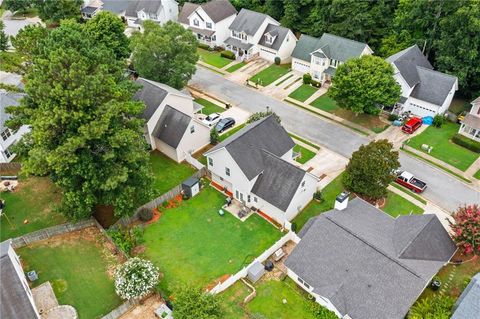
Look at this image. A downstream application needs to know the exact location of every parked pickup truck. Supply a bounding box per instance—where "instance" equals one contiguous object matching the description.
[395,171,427,193]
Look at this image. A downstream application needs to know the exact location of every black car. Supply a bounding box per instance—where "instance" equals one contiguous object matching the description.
[215,117,236,133]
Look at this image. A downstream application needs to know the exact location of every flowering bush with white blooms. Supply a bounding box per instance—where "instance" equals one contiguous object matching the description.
[114,257,160,300]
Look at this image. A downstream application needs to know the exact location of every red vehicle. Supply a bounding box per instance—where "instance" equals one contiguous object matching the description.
[402,117,422,134]
[395,171,427,193]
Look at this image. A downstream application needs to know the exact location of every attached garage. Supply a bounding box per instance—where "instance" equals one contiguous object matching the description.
[292,58,310,73]
[259,46,278,63]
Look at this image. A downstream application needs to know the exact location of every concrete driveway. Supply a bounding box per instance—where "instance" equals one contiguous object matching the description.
[220,106,251,128]
[301,148,348,189]
[1,11,43,37]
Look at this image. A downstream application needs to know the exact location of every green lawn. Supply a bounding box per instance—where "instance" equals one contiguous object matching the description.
[195,98,225,115]
[407,122,479,171]
[289,133,320,150]
[197,48,232,68]
[474,169,480,180]
[292,173,345,231]
[18,232,122,319]
[142,187,281,295]
[0,176,66,241]
[288,84,318,102]
[149,151,196,196]
[382,190,424,217]
[226,62,246,73]
[219,123,246,142]
[310,94,389,133]
[0,51,24,73]
[222,279,319,319]
[390,182,427,205]
[250,64,290,86]
[294,144,316,164]
[275,74,294,86]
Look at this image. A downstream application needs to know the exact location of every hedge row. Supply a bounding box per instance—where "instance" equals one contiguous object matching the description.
[198,43,213,51]
[452,134,480,153]
[220,50,235,60]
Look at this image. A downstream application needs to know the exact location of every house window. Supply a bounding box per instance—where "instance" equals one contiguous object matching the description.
[301,181,305,187]
[212,35,216,41]
[265,35,272,44]
[225,167,230,176]
[247,195,250,202]
[298,277,311,289]
[313,71,320,79]
[206,22,212,29]
[190,125,195,133]
[235,190,239,199]
[1,129,11,141]
[193,19,199,26]
[314,58,320,65]
[4,148,12,159]
[208,157,213,166]
[286,36,289,42]
[254,196,257,203]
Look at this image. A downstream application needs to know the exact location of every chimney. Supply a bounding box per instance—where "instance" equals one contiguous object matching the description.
[334,192,350,211]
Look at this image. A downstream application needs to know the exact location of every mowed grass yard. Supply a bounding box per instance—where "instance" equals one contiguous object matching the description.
[294,144,316,164]
[222,279,318,319]
[142,187,281,295]
[288,84,318,102]
[18,228,122,319]
[407,122,479,171]
[310,94,389,133]
[197,48,233,68]
[219,123,246,142]
[0,175,66,241]
[250,64,290,86]
[226,61,246,73]
[382,190,424,217]
[149,151,196,196]
[195,98,225,115]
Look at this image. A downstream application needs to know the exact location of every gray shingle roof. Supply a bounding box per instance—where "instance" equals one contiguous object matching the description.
[411,67,457,106]
[101,0,130,14]
[292,33,369,63]
[205,116,295,180]
[386,45,433,87]
[125,0,162,17]
[285,198,456,319]
[152,105,191,148]
[257,24,290,51]
[229,8,276,36]
[0,90,24,132]
[452,273,480,319]
[81,6,98,14]
[1,240,39,319]
[251,150,306,211]
[178,2,197,24]
[179,0,236,24]
[462,113,480,130]
[224,37,253,50]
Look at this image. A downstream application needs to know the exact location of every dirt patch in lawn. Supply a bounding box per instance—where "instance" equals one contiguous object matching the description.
[120,294,164,319]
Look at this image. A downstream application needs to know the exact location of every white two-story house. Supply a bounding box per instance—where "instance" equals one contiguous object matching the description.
[204,116,319,226]
[133,78,210,163]
[0,90,29,163]
[224,9,281,61]
[125,0,179,31]
[387,45,458,117]
[458,97,480,142]
[178,0,237,48]
[291,33,372,85]
[256,24,297,63]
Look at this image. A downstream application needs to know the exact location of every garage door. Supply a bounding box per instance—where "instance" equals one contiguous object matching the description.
[292,59,310,73]
[259,48,276,62]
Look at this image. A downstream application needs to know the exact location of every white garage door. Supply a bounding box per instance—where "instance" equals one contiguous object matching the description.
[259,47,276,62]
[292,59,310,73]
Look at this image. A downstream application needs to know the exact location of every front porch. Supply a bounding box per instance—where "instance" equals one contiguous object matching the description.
[459,114,480,142]
[224,37,255,61]
[190,26,216,47]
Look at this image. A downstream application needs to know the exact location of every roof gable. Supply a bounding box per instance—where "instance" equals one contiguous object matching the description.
[126,0,163,17]
[410,67,457,106]
[387,45,433,87]
[229,8,277,36]
[179,0,236,24]
[152,105,191,148]
[257,24,292,51]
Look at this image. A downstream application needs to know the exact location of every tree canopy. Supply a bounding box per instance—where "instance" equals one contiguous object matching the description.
[0,21,8,52]
[329,55,401,115]
[34,0,82,23]
[130,21,198,89]
[173,286,224,319]
[449,204,480,255]
[3,0,33,13]
[11,24,48,59]
[7,20,153,220]
[343,139,400,200]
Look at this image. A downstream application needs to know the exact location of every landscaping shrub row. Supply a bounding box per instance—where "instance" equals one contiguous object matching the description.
[220,50,235,60]
[198,43,212,51]
[452,134,480,153]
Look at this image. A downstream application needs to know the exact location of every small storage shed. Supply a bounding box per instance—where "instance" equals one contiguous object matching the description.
[182,177,200,199]
[247,261,265,283]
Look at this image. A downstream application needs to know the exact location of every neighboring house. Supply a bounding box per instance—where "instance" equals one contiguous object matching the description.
[81,0,131,19]
[125,0,179,30]
[204,116,319,226]
[0,239,41,319]
[133,78,210,163]
[178,0,237,48]
[387,45,458,117]
[223,9,280,61]
[285,197,457,319]
[451,273,480,319]
[256,24,297,63]
[458,97,480,142]
[291,33,372,85]
[0,90,29,163]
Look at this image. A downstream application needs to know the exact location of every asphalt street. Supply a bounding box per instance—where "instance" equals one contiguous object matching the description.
[191,67,480,212]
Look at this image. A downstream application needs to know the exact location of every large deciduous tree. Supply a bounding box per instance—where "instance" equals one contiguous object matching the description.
[11,24,48,59]
[85,11,130,60]
[34,0,82,23]
[173,286,224,319]
[6,20,153,220]
[130,21,198,89]
[329,55,401,115]
[343,140,400,200]
[449,204,480,255]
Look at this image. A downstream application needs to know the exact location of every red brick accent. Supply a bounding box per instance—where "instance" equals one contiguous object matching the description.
[257,210,282,228]
[211,181,233,197]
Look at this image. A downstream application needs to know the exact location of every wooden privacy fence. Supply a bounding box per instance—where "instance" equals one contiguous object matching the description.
[101,299,139,319]
[0,162,21,173]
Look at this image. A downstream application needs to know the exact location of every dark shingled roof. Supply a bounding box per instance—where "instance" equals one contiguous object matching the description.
[257,24,291,51]
[125,0,162,17]
[229,8,277,36]
[101,0,130,14]
[285,198,456,319]
[451,273,480,319]
[134,78,169,120]
[1,240,39,319]
[224,37,253,50]
[205,116,295,180]
[251,151,306,211]
[152,105,191,148]
[81,6,98,14]
[179,0,236,24]
[0,90,24,132]
[292,33,369,63]
[387,45,433,87]
[462,113,480,130]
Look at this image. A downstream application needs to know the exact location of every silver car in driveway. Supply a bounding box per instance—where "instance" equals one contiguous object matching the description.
[202,113,221,127]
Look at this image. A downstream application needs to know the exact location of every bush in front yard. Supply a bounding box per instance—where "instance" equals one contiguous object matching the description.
[449,204,480,255]
[198,43,212,51]
[114,257,159,300]
[138,208,153,222]
[388,114,399,121]
[173,285,224,319]
[274,56,281,65]
[210,127,220,145]
[432,114,445,128]
[313,191,322,201]
[303,73,311,85]
[452,134,480,153]
[311,79,321,87]
[220,50,235,60]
